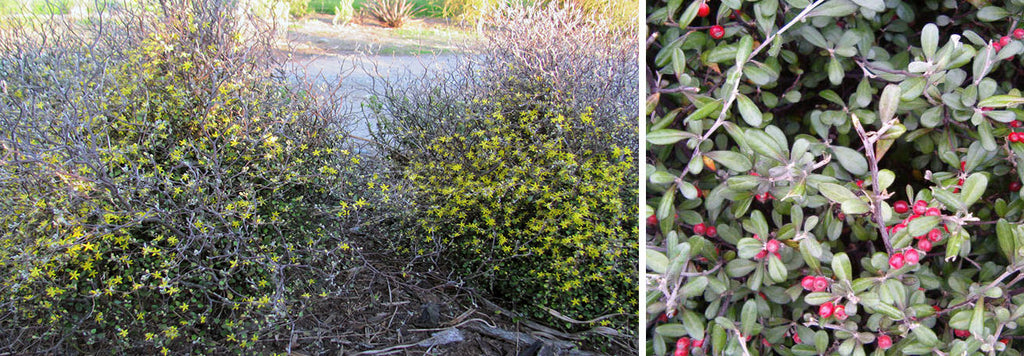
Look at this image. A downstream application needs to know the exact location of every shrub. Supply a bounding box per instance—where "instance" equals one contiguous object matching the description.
[0,0,387,353]
[333,0,355,24]
[364,0,418,27]
[367,1,638,339]
[287,0,309,17]
[648,0,1024,355]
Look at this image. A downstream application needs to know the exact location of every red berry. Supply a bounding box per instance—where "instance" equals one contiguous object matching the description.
[647,215,658,225]
[878,334,893,349]
[893,223,907,234]
[893,200,909,214]
[693,223,706,235]
[819,302,834,318]
[658,313,669,322]
[762,338,771,347]
[954,329,970,338]
[1016,28,1024,40]
[1012,181,1022,192]
[933,305,941,312]
[793,333,802,344]
[709,25,725,39]
[928,228,942,242]
[889,253,905,270]
[1012,121,1023,128]
[697,2,710,17]
[706,225,717,237]
[1012,132,1022,143]
[913,200,928,215]
[905,249,920,265]
[676,336,691,348]
[836,212,845,220]
[674,346,689,356]
[994,41,1004,52]
[801,276,816,290]
[958,178,964,186]
[918,238,933,252]
[755,250,768,259]
[856,180,865,188]
[961,161,967,172]
[834,305,847,320]
[925,207,941,217]
[1000,338,1009,345]
[813,277,830,292]
[765,239,781,253]
[1001,36,1012,46]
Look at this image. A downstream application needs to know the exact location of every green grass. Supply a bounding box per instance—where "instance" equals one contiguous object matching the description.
[308,0,446,18]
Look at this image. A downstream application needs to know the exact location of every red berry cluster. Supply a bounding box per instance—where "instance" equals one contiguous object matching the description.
[800,275,831,292]
[752,234,781,259]
[817,301,848,320]
[992,29,1024,54]
[954,329,971,338]
[693,222,717,237]
[889,248,921,270]
[890,199,947,252]
[673,337,704,356]
[1009,131,1024,143]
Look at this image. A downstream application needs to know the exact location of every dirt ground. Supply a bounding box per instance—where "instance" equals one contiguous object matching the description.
[277,15,636,356]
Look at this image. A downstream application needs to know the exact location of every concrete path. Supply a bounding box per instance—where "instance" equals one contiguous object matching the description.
[286,54,459,143]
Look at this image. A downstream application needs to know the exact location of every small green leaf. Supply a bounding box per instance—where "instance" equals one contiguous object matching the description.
[805,292,833,305]
[768,255,788,282]
[656,323,688,337]
[741,300,757,337]
[808,0,858,17]
[818,182,859,203]
[978,94,1024,108]
[998,219,1016,262]
[682,310,706,340]
[684,100,724,123]
[736,35,754,64]
[851,0,884,12]
[970,298,985,336]
[677,0,703,28]
[832,252,853,281]
[949,309,972,329]
[832,146,868,175]
[681,276,708,298]
[907,216,940,238]
[921,23,938,60]
[912,326,939,346]
[705,150,753,172]
[828,57,843,85]
[647,249,669,273]
[841,198,870,215]
[977,6,1009,22]
[736,94,763,127]
[879,84,902,122]
[647,129,693,145]
[961,172,988,207]
[737,238,765,259]
[746,129,784,160]
[872,302,905,320]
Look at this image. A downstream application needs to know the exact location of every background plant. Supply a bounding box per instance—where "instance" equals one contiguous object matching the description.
[647,0,1024,355]
[366,0,638,346]
[0,0,393,353]
[364,0,418,27]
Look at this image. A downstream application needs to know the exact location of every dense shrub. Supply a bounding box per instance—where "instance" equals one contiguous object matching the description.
[648,0,1024,355]
[367,1,638,338]
[0,1,387,353]
[364,0,418,27]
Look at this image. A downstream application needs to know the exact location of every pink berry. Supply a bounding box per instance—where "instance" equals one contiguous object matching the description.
[834,305,847,320]
[878,334,893,349]
[913,200,928,215]
[697,2,710,17]
[994,41,1004,52]
[693,223,706,235]
[709,25,725,40]
[928,228,942,242]
[755,250,768,259]
[1001,36,1012,46]
[647,215,657,225]
[893,200,909,214]
[1012,181,1022,192]
[813,277,830,292]
[765,239,781,253]
[889,253,905,270]
[1015,28,1024,40]
[926,207,941,217]
[819,302,834,318]
[793,333,802,344]
[706,226,717,237]
[905,249,920,265]
[801,275,816,290]
[893,223,907,234]
[954,329,970,338]
[918,239,933,252]
[693,339,704,348]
